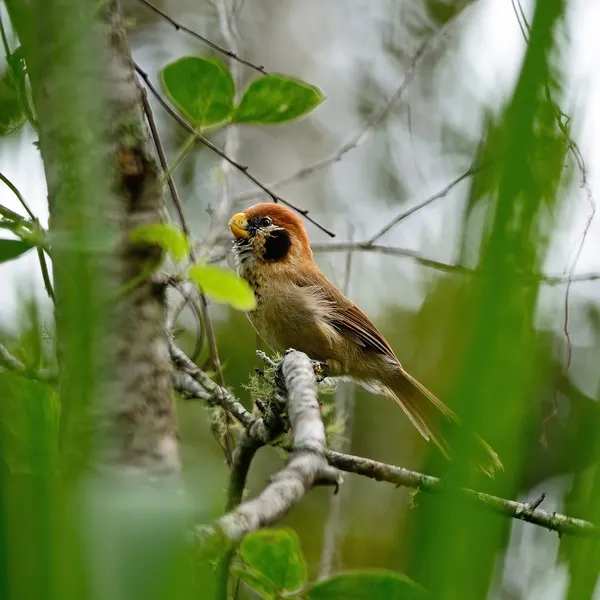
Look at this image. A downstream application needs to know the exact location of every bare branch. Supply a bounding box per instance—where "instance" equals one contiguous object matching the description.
[311,242,600,284]
[214,350,340,543]
[36,247,55,302]
[311,241,471,274]
[135,0,266,74]
[134,63,335,238]
[325,451,600,538]
[175,346,600,540]
[171,344,266,438]
[367,163,480,244]
[0,170,36,220]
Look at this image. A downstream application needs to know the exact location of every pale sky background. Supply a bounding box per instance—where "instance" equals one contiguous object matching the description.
[1,0,599,597]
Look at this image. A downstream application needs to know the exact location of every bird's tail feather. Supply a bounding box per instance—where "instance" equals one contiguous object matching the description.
[384,369,503,476]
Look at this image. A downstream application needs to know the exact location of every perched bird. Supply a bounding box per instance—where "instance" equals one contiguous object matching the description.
[228,203,502,474]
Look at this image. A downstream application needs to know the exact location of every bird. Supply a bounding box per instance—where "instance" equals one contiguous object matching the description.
[228,202,502,475]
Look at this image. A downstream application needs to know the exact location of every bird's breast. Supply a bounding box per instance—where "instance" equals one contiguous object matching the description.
[244,274,339,361]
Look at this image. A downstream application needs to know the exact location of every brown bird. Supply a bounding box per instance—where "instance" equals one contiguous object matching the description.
[228,203,502,474]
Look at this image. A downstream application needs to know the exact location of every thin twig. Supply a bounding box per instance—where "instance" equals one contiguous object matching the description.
[174,346,600,540]
[311,242,471,274]
[134,62,335,238]
[367,162,480,244]
[213,6,246,598]
[169,279,205,362]
[310,242,600,285]
[207,350,340,544]
[135,0,265,74]
[36,247,55,302]
[200,0,243,257]
[141,88,234,465]
[232,7,468,205]
[0,171,36,221]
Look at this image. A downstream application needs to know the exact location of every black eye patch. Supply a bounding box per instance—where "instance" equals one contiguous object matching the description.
[263,228,291,261]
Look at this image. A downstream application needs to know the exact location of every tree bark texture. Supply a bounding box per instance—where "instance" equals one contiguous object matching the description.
[6,0,180,476]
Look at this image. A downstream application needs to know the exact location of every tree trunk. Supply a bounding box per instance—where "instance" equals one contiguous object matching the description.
[5,0,180,478]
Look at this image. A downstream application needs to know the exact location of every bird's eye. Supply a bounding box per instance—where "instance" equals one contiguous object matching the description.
[258,216,273,228]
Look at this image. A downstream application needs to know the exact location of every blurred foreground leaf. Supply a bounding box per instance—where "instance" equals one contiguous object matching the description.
[0,238,34,263]
[188,264,256,311]
[307,570,426,600]
[129,223,189,262]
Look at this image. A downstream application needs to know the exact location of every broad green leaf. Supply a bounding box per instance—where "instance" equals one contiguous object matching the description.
[0,70,26,136]
[161,56,234,127]
[187,264,256,311]
[0,238,34,263]
[129,223,189,262]
[307,570,426,600]
[233,75,324,124]
[238,528,306,595]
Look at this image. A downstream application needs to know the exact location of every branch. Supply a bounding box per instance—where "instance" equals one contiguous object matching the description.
[134,63,335,238]
[310,242,600,284]
[135,0,265,74]
[325,451,600,538]
[213,350,340,543]
[367,163,480,244]
[232,6,469,205]
[172,346,600,540]
[0,170,36,220]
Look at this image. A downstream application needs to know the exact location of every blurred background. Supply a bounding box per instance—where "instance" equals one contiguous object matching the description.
[1,0,600,598]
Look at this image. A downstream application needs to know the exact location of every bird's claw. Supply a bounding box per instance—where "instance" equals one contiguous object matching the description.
[312,360,329,382]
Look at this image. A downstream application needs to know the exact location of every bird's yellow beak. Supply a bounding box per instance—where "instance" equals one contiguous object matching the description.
[228,213,250,239]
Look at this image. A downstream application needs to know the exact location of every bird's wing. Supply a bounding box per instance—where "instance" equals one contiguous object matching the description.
[294,269,397,360]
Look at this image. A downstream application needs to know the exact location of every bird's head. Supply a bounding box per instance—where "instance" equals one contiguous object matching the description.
[228,203,313,272]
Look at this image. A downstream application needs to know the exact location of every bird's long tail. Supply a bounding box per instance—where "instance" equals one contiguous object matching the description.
[384,369,503,476]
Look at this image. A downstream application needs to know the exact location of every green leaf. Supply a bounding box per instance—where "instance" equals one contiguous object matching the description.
[237,528,307,596]
[187,264,256,311]
[233,75,325,124]
[129,223,189,262]
[230,565,276,600]
[0,238,34,263]
[0,70,26,136]
[307,570,427,600]
[161,56,234,128]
